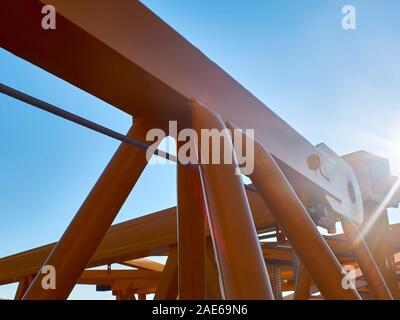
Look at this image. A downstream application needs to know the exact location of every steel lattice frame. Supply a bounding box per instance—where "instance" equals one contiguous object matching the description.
[0,0,399,300]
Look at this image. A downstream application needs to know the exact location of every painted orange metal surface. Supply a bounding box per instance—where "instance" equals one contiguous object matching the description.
[345,152,400,299]
[341,217,393,300]
[0,0,399,301]
[0,190,276,287]
[293,263,311,300]
[191,100,274,300]
[23,119,158,300]
[0,0,362,222]
[154,246,178,300]
[122,259,165,272]
[361,206,400,299]
[236,125,360,300]
[177,146,207,299]
[2,215,400,298]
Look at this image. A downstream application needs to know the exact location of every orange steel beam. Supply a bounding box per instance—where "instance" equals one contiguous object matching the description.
[293,263,311,300]
[78,269,159,286]
[14,276,33,300]
[266,242,398,296]
[2,224,397,290]
[23,119,158,300]
[121,259,164,273]
[0,0,362,222]
[79,273,159,299]
[14,279,29,300]
[111,280,137,301]
[262,246,293,264]
[344,151,400,298]
[2,215,398,290]
[191,100,273,300]
[238,126,361,300]
[205,239,222,300]
[362,206,400,299]
[177,150,207,299]
[0,207,176,286]
[1,0,399,301]
[14,270,160,299]
[3,210,397,297]
[113,290,135,301]
[341,217,393,300]
[5,234,400,299]
[154,246,178,300]
[79,269,160,282]
[0,188,276,286]
[262,243,350,266]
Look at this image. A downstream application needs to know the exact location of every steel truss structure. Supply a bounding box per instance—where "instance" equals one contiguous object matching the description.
[0,0,399,300]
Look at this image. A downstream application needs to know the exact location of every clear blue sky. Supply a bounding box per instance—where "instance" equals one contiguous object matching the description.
[0,0,399,299]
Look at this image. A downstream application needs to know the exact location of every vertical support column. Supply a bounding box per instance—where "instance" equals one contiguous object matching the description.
[191,100,274,300]
[361,205,400,299]
[269,224,285,300]
[138,293,146,300]
[230,124,360,300]
[154,246,178,300]
[205,239,222,300]
[177,142,207,300]
[293,261,311,300]
[341,217,392,300]
[23,118,157,300]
